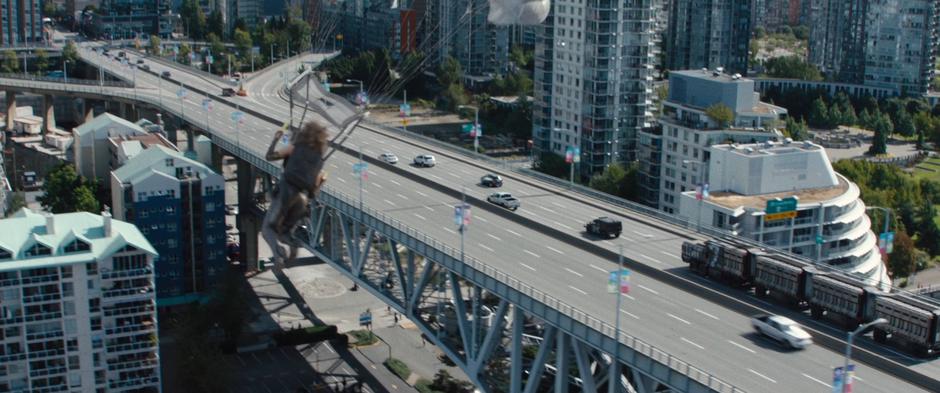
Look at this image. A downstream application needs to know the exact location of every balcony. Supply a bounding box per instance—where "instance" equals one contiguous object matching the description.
[102,267,152,280]
[105,320,155,336]
[108,376,160,390]
[23,312,62,323]
[22,293,62,304]
[106,341,157,354]
[0,352,26,362]
[104,303,155,317]
[0,278,20,287]
[20,274,58,285]
[29,366,67,378]
[107,358,159,372]
[103,286,154,300]
[26,330,64,342]
[27,348,65,359]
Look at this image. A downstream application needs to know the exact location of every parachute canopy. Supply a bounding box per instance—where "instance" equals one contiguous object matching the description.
[488,0,550,25]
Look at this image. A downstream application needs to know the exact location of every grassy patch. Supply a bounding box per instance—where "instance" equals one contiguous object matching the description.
[415,378,441,393]
[913,158,940,183]
[348,329,377,346]
[384,357,411,380]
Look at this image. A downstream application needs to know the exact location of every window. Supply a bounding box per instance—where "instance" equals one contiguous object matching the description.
[90,317,101,331]
[0,248,10,260]
[87,280,95,290]
[63,240,90,254]
[165,158,173,167]
[60,266,72,278]
[24,243,51,257]
[63,301,75,316]
[88,298,100,313]
[85,263,97,275]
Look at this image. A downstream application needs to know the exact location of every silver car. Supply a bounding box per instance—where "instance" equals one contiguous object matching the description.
[751,314,813,349]
[380,152,399,164]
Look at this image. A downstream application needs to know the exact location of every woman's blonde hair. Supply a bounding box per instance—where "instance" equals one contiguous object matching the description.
[295,121,329,153]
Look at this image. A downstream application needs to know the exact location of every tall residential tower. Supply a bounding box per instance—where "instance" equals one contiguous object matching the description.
[533,0,655,176]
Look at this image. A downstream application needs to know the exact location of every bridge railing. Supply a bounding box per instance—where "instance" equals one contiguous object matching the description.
[321,186,743,393]
[0,73,133,88]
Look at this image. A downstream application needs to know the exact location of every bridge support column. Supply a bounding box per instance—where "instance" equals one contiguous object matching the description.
[555,333,570,393]
[185,128,195,152]
[210,144,223,173]
[83,99,96,123]
[42,95,56,133]
[236,158,259,270]
[6,91,16,131]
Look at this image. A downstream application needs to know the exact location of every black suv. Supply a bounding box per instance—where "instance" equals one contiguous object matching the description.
[161,71,172,79]
[585,217,622,238]
[480,174,503,187]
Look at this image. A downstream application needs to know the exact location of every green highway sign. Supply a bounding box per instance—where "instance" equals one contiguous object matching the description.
[766,197,798,214]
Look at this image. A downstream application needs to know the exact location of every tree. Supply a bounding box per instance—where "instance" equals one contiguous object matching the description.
[590,163,627,197]
[207,9,225,39]
[889,230,916,278]
[785,117,809,140]
[62,41,79,65]
[5,192,26,217]
[148,36,162,56]
[809,98,829,128]
[763,56,823,81]
[436,56,462,88]
[868,124,888,155]
[793,25,810,40]
[917,200,940,255]
[1,50,18,74]
[705,103,734,128]
[534,151,568,178]
[233,28,253,58]
[177,43,192,65]
[34,49,49,73]
[37,164,100,214]
[895,109,916,136]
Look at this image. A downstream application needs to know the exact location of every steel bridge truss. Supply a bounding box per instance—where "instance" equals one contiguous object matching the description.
[289,187,742,393]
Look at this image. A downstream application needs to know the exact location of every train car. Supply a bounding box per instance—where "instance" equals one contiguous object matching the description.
[681,241,709,274]
[872,293,940,357]
[753,253,808,305]
[804,271,875,329]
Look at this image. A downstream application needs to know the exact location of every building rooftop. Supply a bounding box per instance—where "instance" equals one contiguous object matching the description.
[703,175,850,210]
[112,145,216,185]
[671,69,750,84]
[74,112,144,137]
[0,209,156,272]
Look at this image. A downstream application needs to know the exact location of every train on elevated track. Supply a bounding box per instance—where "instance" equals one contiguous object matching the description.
[682,238,940,357]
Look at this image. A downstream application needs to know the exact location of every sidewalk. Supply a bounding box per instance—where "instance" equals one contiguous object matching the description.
[361,323,468,383]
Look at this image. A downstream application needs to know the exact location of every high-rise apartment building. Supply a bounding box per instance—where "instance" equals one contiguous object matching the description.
[111,146,226,306]
[533,0,655,177]
[0,209,161,392]
[677,141,891,290]
[809,0,939,96]
[228,0,260,31]
[638,69,786,213]
[423,0,509,77]
[0,0,42,46]
[96,0,176,39]
[321,0,419,61]
[666,0,752,75]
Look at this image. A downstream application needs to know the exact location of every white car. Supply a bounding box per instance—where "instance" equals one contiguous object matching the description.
[380,152,399,164]
[414,154,436,167]
[225,205,239,216]
[487,192,520,211]
[751,314,813,349]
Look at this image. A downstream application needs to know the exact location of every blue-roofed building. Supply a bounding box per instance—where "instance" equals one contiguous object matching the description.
[110,146,226,307]
[0,209,161,392]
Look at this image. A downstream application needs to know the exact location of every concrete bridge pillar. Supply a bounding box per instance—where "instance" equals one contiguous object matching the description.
[185,128,195,152]
[236,158,259,270]
[42,95,56,133]
[210,144,223,173]
[6,91,16,132]
[83,99,96,123]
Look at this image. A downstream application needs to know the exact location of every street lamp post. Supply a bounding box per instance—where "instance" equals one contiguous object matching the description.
[458,105,480,154]
[63,59,70,83]
[842,318,887,393]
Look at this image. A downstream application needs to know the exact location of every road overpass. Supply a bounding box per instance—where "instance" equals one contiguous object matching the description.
[0,39,936,393]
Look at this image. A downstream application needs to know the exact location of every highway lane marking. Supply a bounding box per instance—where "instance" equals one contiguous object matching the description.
[620,310,640,319]
[416,190,428,197]
[632,230,653,238]
[505,229,522,237]
[430,174,443,181]
[801,373,830,388]
[460,169,472,175]
[389,179,401,186]
[625,294,636,300]
[448,173,460,178]
[487,234,502,241]
[551,202,566,208]
[538,205,554,213]
[524,249,540,258]
[413,213,427,221]
[695,309,719,320]
[747,369,777,384]
[476,215,488,222]
[667,313,691,325]
[424,206,435,212]
[336,177,347,183]
[396,193,409,200]
[589,264,607,273]
[547,246,564,255]
[638,284,659,295]
[373,183,384,189]
[362,189,370,193]
[553,221,573,230]
[567,285,588,295]
[727,340,755,353]
[852,375,865,382]
[660,251,679,259]
[329,163,338,169]
[602,240,616,247]
[639,254,663,265]
[680,337,704,350]
[564,268,583,277]
[519,262,536,271]
[443,227,456,234]
[384,199,396,206]
[478,243,494,252]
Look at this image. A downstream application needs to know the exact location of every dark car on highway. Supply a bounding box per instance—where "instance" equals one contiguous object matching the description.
[480,174,503,187]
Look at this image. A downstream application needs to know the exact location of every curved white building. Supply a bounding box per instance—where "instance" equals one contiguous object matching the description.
[678,140,891,290]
